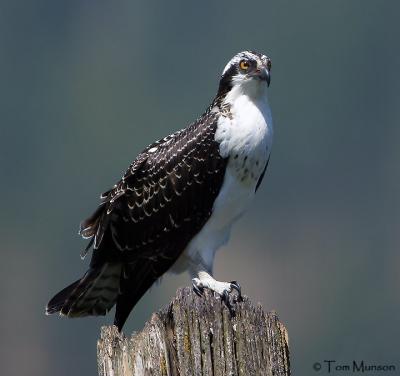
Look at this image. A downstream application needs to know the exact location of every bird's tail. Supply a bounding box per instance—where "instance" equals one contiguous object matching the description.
[46,263,122,317]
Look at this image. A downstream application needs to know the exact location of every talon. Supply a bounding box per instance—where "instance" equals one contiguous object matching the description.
[192,279,204,297]
[230,280,241,295]
[221,290,236,317]
[193,285,204,297]
[222,290,229,305]
[230,280,243,301]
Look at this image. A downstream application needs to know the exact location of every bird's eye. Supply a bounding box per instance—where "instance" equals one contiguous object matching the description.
[239,60,250,71]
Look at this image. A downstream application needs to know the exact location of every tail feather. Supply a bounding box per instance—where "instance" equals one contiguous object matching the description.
[46,263,122,318]
[114,260,168,331]
[46,280,80,315]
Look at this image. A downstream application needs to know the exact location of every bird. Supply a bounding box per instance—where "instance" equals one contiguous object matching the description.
[46,50,273,331]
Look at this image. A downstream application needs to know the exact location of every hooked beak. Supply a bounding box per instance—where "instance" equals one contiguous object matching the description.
[259,68,271,86]
[262,68,271,86]
[250,67,271,86]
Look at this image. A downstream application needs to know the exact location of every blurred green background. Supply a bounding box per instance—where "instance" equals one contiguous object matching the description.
[1,1,399,375]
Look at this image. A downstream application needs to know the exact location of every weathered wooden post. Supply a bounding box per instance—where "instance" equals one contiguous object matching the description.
[97,287,290,376]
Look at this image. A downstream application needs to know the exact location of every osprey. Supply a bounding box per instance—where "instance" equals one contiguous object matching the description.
[46,51,273,331]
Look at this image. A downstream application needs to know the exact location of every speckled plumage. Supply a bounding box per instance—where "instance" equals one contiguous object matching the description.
[46,50,273,331]
[83,110,227,256]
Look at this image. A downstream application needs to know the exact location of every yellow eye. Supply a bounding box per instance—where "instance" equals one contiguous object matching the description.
[239,60,249,71]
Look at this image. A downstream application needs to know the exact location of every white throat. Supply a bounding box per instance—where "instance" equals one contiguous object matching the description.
[215,80,273,160]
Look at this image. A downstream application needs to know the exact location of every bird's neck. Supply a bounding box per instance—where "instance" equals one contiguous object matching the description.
[227,81,268,104]
[212,81,269,115]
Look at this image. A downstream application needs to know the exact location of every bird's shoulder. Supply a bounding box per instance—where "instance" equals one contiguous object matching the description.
[80,109,228,254]
[106,109,221,206]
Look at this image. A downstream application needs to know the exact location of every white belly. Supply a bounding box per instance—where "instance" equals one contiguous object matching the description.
[181,167,258,272]
[172,86,273,274]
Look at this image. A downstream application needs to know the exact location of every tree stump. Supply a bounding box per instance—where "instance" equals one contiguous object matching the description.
[97,287,290,376]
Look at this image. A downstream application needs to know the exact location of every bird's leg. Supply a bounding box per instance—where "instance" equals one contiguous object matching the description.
[192,271,241,298]
[189,260,242,312]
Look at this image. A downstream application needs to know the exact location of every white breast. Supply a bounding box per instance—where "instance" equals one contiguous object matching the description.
[216,91,273,162]
[171,85,273,274]
[216,88,273,187]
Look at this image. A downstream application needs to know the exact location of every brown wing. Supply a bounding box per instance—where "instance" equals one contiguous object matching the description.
[79,110,228,329]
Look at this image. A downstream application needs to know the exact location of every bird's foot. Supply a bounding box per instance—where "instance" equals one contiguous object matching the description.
[192,275,242,315]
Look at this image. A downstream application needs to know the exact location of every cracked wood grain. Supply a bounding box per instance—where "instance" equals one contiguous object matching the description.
[97,287,290,376]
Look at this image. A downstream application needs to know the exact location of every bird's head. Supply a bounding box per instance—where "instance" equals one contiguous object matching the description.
[217,51,271,100]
